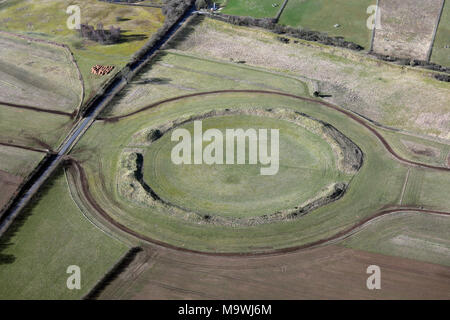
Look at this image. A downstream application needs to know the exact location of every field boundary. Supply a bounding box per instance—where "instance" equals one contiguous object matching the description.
[369,0,379,52]
[427,0,446,62]
[0,101,73,117]
[274,0,289,22]
[82,247,141,300]
[0,141,49,154]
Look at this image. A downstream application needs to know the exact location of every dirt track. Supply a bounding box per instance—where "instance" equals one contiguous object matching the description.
[100,89,450,172]
[0,101,73,117]
[68,159,450,257]
[0,141,49,153]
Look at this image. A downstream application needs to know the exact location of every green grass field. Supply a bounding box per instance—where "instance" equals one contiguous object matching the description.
[431,0,450,66]
[102,50,309,117]
[67,36,450,252]
[0,170,128,299]
[0,106,73,150]
[73,89,434,252]
[222,0,281,18]
[278,0,376,49]
[375,126,450,167]
[143,114,346,218]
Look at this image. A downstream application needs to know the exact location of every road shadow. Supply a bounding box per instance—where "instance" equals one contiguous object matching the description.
[0,169,62,265]
[162,14,205,49]
[134,77,172,85]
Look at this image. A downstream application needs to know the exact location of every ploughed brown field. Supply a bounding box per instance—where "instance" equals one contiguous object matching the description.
[0,170,22,210]
[98,245,450,300]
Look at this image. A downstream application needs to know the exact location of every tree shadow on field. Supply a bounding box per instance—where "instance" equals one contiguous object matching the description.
[117,30,148,44]
[162,15,206,50]
[0,169,62,265]
[134,77,172,85]
[100,53,170,117]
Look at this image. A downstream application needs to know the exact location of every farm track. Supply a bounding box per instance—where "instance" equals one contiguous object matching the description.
[101,89,450,172]
[0,141,49,153]
[68,159,450,257]
[0,101,73,117]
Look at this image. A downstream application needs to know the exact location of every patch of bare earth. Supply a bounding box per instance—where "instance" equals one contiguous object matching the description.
[168,18,450,140]
[0,169,21,209]
[401,139,440,158]
[373,0,444,60]
[98,245,450,300]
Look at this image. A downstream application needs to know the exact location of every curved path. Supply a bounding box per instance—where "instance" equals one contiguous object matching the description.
[100,89,450,172]
[68,159,450,257]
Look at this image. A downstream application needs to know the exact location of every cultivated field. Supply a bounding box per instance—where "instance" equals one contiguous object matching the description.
[97,244,450,300]
[373,0,444,60]
[343,211,450,267]
[279,0,376,49]
[0,170,128,299]
[431,0,450,66]
[167,16,450,140]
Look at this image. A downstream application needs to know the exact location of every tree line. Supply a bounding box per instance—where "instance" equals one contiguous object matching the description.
[79,23,121,44]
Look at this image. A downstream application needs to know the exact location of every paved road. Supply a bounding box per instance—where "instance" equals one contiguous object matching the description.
[0,6,195,235]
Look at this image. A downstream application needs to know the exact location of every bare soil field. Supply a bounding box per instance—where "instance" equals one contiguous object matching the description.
[98,245,450,300]
[168,17,450,140]
[373,0,444,60]
[0,170,22,209]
